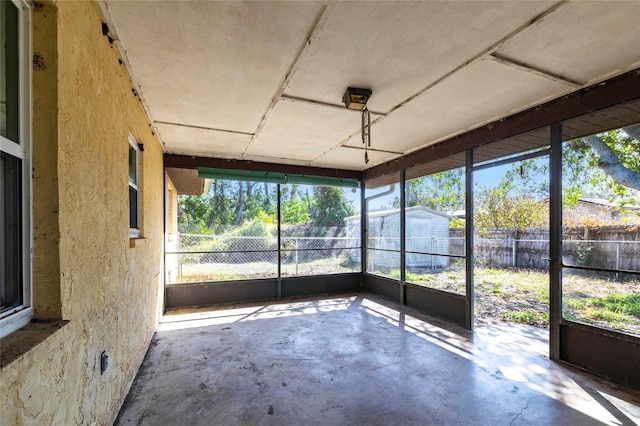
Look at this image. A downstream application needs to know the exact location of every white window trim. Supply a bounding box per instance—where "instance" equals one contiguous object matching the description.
[129,135,140,238]
[0,0,32,339]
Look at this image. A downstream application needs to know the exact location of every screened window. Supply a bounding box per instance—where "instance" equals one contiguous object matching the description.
[405,166,466,295]
[561,124,640,336]
[365,175,401,278]
[166,178,361,284]
[1,0,31,338]
[280,184,360,277]
[168,180,279,283]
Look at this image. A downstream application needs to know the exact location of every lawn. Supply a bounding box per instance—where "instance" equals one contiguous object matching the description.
[170,256,358,283]
[406,267,640,335]
[171,258,640,336]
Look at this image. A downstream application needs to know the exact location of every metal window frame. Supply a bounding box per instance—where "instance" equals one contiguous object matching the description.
[128,134,141,238]
[0,0,32,338]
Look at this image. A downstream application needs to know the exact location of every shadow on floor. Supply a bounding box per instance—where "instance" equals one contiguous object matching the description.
[116,293,640,425]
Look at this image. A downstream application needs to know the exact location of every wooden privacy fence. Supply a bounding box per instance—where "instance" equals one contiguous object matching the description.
[450,226,640,271]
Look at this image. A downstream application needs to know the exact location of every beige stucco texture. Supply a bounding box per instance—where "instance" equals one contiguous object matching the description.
[1,1,166,424]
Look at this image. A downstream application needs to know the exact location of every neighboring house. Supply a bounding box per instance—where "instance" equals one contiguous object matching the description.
[564,197,640,226]
[447,197,640,226]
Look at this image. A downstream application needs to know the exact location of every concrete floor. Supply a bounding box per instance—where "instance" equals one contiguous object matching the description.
[116,294,640,425]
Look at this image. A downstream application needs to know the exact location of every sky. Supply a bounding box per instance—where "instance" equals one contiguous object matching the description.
[356,157,549,213]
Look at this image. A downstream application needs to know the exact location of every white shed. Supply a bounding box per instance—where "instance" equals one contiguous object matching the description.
[346,206,451,271]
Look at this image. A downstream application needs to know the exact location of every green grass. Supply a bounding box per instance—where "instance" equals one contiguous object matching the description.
[177,259,640,335]
[563,293,640,330]
[389,267,639,334]
[502,310,549,325]
[536,288,550,304]
[588,294,640,318]
[564,298,586,310]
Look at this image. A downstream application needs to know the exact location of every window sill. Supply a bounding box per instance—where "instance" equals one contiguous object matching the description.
[129,237,147,248]
[0,319,69,369]
[0,307,32,339]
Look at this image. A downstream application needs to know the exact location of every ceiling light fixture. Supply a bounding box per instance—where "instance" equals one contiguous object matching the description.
[342,87,372,110]
[343,87,373,164]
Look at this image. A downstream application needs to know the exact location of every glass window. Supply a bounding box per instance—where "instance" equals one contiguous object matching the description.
[128,137,140,236]
[473,151,550,325]
[1,1,19,143]
[166,179,362,284]
[128,144,137,185]
[1,0,31,338]
[1,152,23,315]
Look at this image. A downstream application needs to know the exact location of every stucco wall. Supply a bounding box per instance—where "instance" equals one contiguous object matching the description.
[165,177,180,285]
[31,0,62,319]
[1,1,165,424]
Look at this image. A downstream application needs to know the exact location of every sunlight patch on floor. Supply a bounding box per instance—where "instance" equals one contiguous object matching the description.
[475,322,639,425]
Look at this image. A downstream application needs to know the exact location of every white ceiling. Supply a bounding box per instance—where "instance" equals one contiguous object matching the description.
[100,0,640,171]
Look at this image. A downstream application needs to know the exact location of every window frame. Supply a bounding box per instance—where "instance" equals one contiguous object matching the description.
[128,135,140,238]
[0,0,32,338]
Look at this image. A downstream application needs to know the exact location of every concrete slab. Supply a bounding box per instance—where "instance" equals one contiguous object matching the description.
[116,294,640,425]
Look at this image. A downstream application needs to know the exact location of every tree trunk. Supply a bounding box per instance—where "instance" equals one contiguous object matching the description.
[233,181,255,226]
[622,124,640,141]
[233,182,244,226]
[246,181,255,199]
[582,133,640,191]
[264,182,270,205]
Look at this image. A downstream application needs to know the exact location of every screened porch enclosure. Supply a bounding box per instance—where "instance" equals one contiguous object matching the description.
[164,179,364,307]
[162,77,640,390]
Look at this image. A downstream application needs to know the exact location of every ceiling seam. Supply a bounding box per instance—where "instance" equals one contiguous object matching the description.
[310,0,571,168]
[308,115,386,166]
[488,53,584,87]
[240,1,338,159]
[155,121,255,136]
[97,1,166,152]
[280,94,386,117]
[382,0,571,117]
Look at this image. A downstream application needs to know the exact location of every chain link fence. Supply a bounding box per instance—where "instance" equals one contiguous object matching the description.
[562,239,640,271]
[166,232,361,284]
[167,227,640,284]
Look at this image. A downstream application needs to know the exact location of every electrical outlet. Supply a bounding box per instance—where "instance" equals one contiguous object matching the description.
[100,351,109,375]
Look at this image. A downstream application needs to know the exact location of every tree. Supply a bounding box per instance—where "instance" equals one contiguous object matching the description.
[579,125,640,191]
[178,195,212,233]
[559,127,640,218]
[405,168,465,213]
[474,158,548,233]
[312,186,356,226]
[281,184,311,224]
[568,126,640,205]
[233,181,256,226]
[210,179,235,229]
[475,191,547,232]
